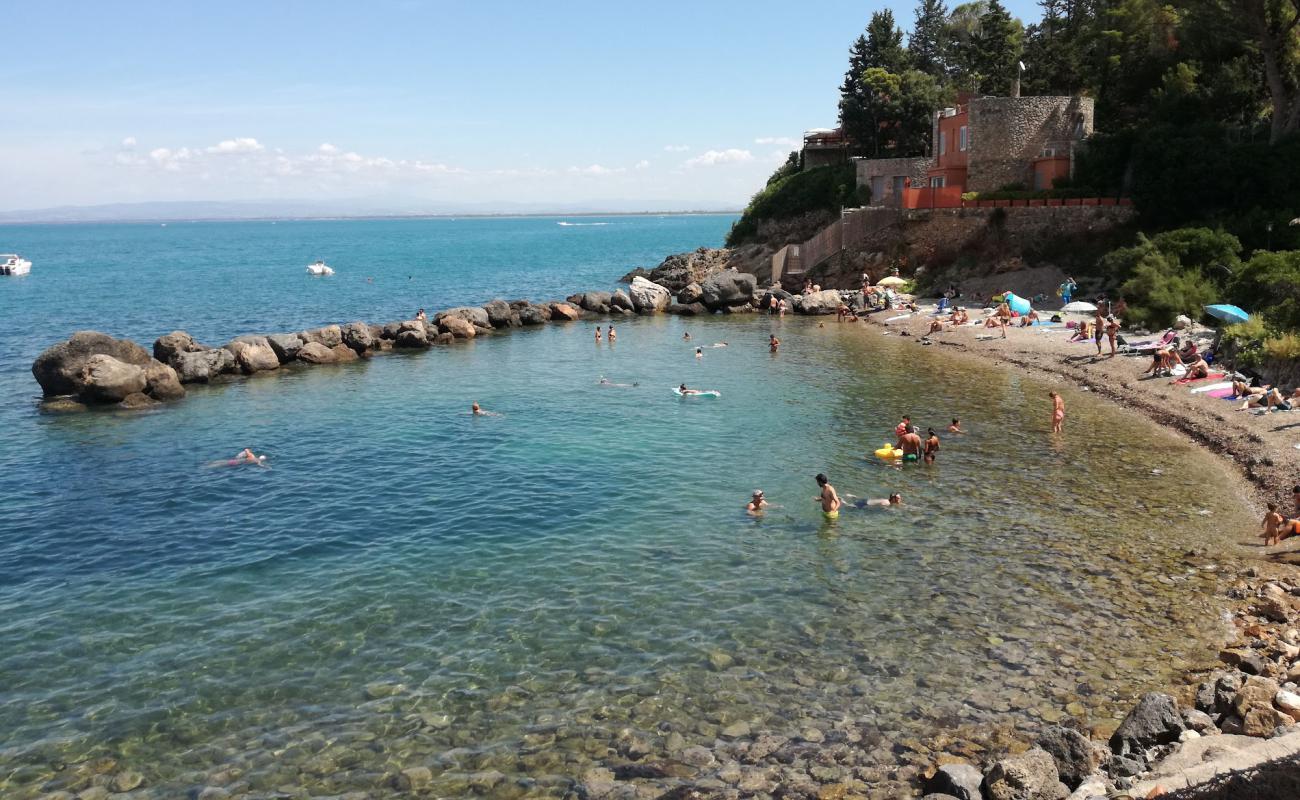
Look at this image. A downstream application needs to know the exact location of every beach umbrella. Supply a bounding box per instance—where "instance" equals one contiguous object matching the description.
[876,276,907,288]
[1204,304,1250,325]
[1061,301,1098,313]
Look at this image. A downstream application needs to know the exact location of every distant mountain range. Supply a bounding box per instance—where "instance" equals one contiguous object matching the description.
[0,199,742,224]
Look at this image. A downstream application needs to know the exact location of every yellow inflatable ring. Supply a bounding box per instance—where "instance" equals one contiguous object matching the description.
[874,444,902,459]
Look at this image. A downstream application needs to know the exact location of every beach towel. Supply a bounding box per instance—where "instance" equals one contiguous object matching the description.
[1189,381,1233,394]
[1206,388,1235,399]
[1174,372,1226,385]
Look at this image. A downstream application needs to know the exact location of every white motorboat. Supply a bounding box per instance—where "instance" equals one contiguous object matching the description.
[1,254,31,276]
[306,260,335,276]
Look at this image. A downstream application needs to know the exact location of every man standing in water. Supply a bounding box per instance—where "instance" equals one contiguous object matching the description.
[1050,391,1065,433]
[900,427,923,462]
[769,334,780,353]
[923,428,940,464]
[814,473,842,520]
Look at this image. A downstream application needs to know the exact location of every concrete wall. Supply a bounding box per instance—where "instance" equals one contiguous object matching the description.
[802,147,849,169]
[967,96,1095,193]
[855,157,932,205]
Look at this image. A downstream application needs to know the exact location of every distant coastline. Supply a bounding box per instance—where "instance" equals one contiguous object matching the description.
[0,206,742,227]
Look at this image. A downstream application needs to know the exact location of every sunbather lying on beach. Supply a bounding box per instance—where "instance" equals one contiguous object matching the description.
[1018,309,1041,327]
[1238,387,1292,412]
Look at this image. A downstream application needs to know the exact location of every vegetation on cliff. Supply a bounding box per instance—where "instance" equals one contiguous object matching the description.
[725,162,863,247]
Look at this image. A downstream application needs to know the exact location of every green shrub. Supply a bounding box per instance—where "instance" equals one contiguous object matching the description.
[1118,245,1217,329]
[726,163,857,246]
[1230,250,1300,330]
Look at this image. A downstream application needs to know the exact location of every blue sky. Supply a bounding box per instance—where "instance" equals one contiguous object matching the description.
[1,0,1040,212]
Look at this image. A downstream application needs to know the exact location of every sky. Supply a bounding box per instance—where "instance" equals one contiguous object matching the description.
[1,0,1040,214]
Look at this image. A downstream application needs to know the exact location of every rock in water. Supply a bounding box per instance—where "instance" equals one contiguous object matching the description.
[435,306,491,329]
[982,748,1069,800]
[667,302,709,316]
[549,302,581,321]
[229,340,279,374]
[340,323,373,354]
[265,333,304,363]
[482,299,521,328]
[643,246,733,291]
[153,330,200,363]
[677,282,704,304]
[394,321,430,348]
[171,349,228,383]
[1035,726,1102,790]
[579,291,612,313]
[1109,692,1186,756]
[925,763,983,800]
[516,303,548,325]
[330,343,359,362]
[438,316,477,339]
[301,324,343,348]
[79,354,148,402]
[32,331,151,396]
[699,270,757,310]
[297,342,337,364]
[628,276,671,313]
[143,359,185,401]
[610,289,634,311]
[798,289,843,315]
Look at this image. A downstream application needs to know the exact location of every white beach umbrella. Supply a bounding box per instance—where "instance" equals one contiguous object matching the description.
[1061,301,1098,313]
[876,276,908,288]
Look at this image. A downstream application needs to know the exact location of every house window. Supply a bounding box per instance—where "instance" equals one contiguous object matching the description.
[892,175,906,198]
[930,176,945,188]
[959,126,968,151]
[1041,147,1057,158]
[871,176,885,204]
[939,132,947,154]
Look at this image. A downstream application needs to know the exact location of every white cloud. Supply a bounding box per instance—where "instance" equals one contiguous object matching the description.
[205,137,265,155]
[683,148,754,168]
[634,160,651,170]
[149,146,195,171]
[318,143,339,154]
[663,145,691,153]
[121,136,137,149]
[568,164,625,176]
[755,136,800,147]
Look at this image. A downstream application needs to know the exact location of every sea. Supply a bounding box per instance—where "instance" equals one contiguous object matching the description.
[0,215,1254,798]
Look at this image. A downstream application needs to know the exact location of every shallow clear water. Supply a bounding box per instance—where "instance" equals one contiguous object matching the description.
[0,218,1253,798]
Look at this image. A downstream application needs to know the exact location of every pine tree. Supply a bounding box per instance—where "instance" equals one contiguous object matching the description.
[865,10,910,73]
[838,34,872,131]
[971,0,1022,94]
[909,0,951,78]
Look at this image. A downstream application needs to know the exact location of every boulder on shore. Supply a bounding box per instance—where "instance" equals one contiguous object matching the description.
[982,747,1069,800]
[32,331,152,397]
[798,289,843,315]
[330,343,360,362]
[925,762,983,800]
[628,276,671,313]
[1110,692,1186,756]
[699,270,758,310]
[1036,726,1104,790]
[79,354,148,403]
[144,360,186,401]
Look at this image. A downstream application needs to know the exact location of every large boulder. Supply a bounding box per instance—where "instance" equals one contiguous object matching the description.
[143,360,185,401]
[1036,726,1104,790]
[341,322,373,354]
[699,270,758,310]
[482,300,520,329]
[153,330,202,363]
[667,302,709,316]
[265,333,304,363]
[438,316,477,339]
[394,320,430,348]
[677,283,704,304]
[297,341,337,363]
[579,291,612,313]
[435,306,490,329]
[925,763,983,800]
[610,290,634,311]
[629,276,671,313]
[982,748,1069,800]
[330,343,359,362]
[226,339,280,374]
[517,303,548,326]
[32,331,151,397]
[171,349,230,383]
[798,289,843,315]
[79,355,148,403]
[301,325,343,348]
[635,247,732,291]
[549,302,581,321]
[1110,693,1186,756]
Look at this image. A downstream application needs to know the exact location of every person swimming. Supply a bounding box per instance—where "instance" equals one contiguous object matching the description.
[746,490,768,515]
[814,473,842,520]
[712,342,728,348]
[595,326,602,342]
[209,448,269,468]
[862,493,903,507]
[608,325,616,342]
[471,402,501,416]
[695,347,703,358]
[948,418,963,433]
[683,332,691,341]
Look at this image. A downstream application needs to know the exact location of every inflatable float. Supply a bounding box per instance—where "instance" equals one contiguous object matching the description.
[672,387,720,398]
[1002,291,1032,316]
[873,444,903,459]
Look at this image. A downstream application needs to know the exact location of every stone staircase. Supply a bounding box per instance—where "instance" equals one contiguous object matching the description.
[771,207,903,289]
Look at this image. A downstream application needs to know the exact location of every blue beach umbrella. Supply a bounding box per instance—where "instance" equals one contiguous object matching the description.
[1204,304,1250,325]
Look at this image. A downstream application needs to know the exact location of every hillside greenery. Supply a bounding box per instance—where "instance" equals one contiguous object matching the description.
[725,163,864,247]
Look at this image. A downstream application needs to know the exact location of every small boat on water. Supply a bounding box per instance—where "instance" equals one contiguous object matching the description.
[306,260,335,276]
[1,254,32,276]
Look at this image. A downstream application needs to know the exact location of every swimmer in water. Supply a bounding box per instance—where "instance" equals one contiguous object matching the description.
[862,493,903,507]
[471,402,501,417]
[678,383,699,396]
[209,448,269,468]
[746,490,768,515]
[713,342,728,348]
[948,418,963,434]
[696,347,703,359]
[608,325,616,342]
[900,427,923,462]
[923,428,940,464]
[595,326,602,342]
[683,332,691,341]
[769,334,780,353]
[814,473,842,520]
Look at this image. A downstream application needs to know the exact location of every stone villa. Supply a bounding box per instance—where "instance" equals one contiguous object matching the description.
[852,92,1094,206]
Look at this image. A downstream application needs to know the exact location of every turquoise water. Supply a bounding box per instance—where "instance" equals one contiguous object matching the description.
[0,217,1253,798]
